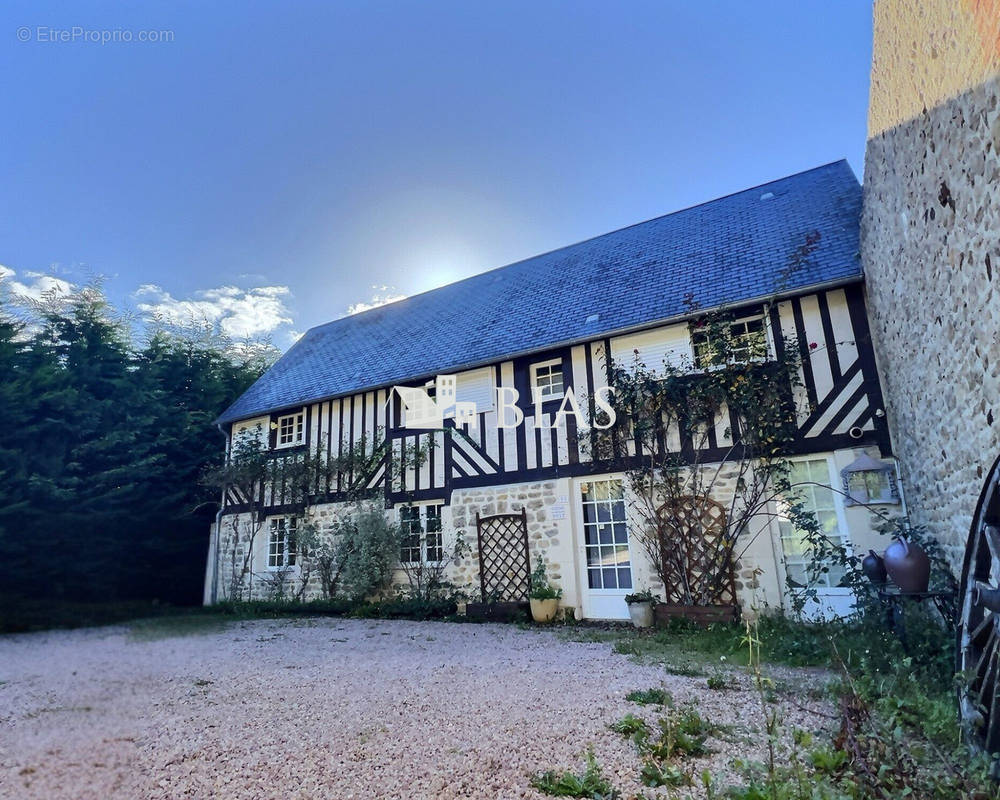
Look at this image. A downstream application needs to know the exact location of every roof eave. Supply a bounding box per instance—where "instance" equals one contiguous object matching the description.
[216,272,864,426]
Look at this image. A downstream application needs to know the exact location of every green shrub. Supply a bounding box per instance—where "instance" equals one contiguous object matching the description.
[642,708,716,760]
[625,688,673,706]
[529,558,563,601]
[530,750,618,798]
[609,714,649,738]
[639,759,691,788]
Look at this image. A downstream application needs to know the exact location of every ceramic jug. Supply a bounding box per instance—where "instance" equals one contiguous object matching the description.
[860,549,887,586]
[883,538,930,593]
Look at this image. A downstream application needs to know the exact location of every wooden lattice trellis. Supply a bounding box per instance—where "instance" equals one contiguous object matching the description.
[654,495,737,606]
[476,509,531,603]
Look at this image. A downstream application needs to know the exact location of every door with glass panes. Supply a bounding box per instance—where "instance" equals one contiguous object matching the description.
[579,478,633,619]
[777,458,853,619]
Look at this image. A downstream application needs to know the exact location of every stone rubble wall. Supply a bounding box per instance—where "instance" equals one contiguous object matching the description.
[862,74,1000,567]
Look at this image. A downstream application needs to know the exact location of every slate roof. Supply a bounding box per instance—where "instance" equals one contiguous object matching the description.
[218,160,861,424]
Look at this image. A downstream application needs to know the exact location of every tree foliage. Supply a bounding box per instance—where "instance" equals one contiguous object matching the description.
[0,285,269,618]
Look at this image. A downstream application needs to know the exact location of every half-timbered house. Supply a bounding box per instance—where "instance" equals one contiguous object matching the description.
[206,160,903,619]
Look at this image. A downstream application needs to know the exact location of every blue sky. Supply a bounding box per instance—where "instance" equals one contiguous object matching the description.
[0,1,873,347]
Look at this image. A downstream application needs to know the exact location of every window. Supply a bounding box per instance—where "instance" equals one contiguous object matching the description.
[580,479,633,591]
[778,459,848,589]
[455,367,495,413]
[399,504,443,564]
[531,359,565,400]
[275,411,305,448]
[267,517,299,569]
[610,326,692,375]
[692,317,768,368]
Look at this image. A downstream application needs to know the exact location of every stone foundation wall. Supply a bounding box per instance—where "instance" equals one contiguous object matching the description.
[862,74,1000,567]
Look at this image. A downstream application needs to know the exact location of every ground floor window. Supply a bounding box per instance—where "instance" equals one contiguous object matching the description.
[778,458,849,588]
[399,504,443,564]
[267,516,298,569]
[581,479,632,590]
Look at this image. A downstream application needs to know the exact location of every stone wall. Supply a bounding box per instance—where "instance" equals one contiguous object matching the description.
[449,479,570,605]
[869,0,1000,138]
[863,2,1000,567]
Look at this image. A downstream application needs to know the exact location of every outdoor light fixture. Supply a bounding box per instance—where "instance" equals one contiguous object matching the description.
[841,452,900,506]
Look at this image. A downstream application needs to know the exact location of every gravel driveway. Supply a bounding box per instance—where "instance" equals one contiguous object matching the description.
[0,618,830,799]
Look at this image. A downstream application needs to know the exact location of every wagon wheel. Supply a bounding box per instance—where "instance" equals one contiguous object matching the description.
[958,456,1000,758]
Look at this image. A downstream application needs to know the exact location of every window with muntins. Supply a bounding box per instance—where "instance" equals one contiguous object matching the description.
[267,517,298,569]
[692,317,768,368]
[581,479,633,591]
[778,459,848,589]
[531,360,565,400]
[276,412,305,447]
[399,504,443,564]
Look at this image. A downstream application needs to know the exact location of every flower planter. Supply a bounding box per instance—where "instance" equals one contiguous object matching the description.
[627,600,655,629]
[654,603,739,628]
[529,597,560,623]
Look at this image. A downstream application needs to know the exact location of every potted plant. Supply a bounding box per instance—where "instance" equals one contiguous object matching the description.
[529,558,562,623]
[624,588,658,628]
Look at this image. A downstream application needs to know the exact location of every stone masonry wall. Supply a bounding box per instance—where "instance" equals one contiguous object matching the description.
[449,480,568,605]
[862,74,1000,567]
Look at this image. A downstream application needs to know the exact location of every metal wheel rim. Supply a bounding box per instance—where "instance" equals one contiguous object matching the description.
[958,454,1000,755]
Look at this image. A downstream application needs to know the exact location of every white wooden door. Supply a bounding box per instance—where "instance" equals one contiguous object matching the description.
[777,457,855,620]
[579,478,633,620]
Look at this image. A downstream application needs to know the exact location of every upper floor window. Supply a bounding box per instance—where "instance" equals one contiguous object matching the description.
[275,411,305,448]
[531,359,565,400]
[692,317,768,368]
[267,516,298,569]
[399,504,443,564]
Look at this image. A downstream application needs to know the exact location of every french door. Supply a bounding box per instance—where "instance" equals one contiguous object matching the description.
[579,478,633,620]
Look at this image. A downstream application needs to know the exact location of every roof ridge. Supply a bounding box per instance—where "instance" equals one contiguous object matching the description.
[305,159,852,336]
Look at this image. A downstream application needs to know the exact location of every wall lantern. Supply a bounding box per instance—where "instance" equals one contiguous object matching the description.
[841,453,900,506]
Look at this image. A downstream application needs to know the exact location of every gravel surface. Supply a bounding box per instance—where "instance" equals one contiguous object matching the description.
[0,618,833,799]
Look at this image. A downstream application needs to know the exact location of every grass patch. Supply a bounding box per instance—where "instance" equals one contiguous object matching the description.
[0,596,207,634]
[530,750,619,799]
[625,688,673,706]
[128,613,234,641]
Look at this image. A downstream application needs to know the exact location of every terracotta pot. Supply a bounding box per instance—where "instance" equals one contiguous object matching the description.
[627,601,655,629]
[883,538,930,593]
[529,598,560,623]
[861,550,888,586]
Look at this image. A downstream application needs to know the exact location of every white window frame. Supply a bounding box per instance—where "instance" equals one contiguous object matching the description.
[454,367,495,414]
[274,411,305,448]
[691,315,772,370]
[776,455,852,594]
[267,516,299,571]
[530,358,565,401]
[398,503,444,565]
[579,478,634,593]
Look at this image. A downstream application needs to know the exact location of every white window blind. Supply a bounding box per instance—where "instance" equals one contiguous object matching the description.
[455,367,495,412]
[610,326,693,375]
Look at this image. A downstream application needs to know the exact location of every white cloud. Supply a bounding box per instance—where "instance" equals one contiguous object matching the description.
[0,264,74,301]
[346,285,406,315]
[136,284,293,339]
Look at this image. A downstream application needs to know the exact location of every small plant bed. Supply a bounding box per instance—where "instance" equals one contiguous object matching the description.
[624,687,674,707]
[530,750,619,799]
[610,700,730,792]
